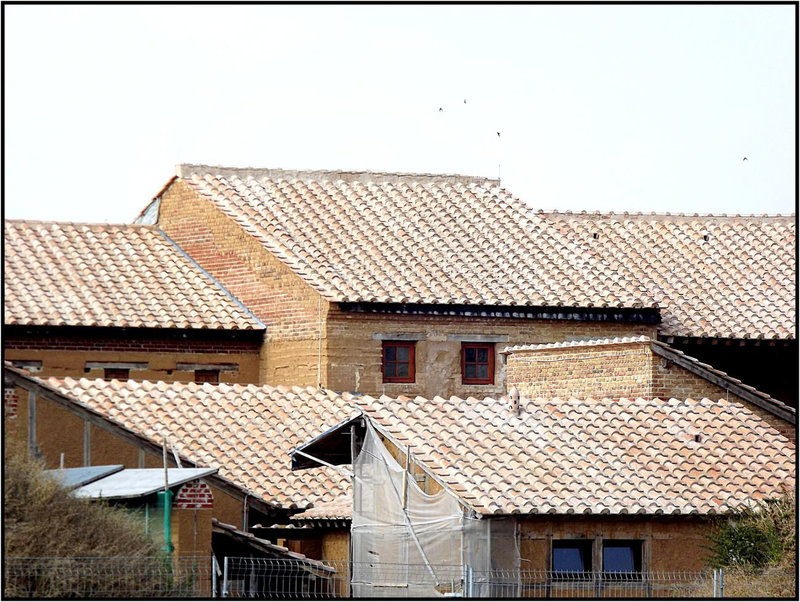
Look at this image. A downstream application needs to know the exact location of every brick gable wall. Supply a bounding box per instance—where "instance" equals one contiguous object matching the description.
[506,340,795,439]
[157,180,328,386]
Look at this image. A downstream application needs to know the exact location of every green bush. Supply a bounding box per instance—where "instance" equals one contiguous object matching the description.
[705,493,795,571]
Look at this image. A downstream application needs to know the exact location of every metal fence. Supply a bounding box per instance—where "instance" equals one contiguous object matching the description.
[5,557,788,598]
[220,558,712,598]
[3,556,213,598]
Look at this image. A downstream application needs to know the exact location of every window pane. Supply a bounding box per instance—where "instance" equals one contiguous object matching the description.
[553,545,590,572]
[397,346,409,362]
[477,348,489,363]
[466,348,477,362]
[465,364,476,379]
[384,363,394,378]
[603,541,641,574]
[397,363,409,378]
[477,364,488,379]
[385,346,396,361]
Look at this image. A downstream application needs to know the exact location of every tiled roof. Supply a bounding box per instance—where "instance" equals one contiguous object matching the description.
[290,494,352,521]
[502,335,652,353]
[539,212,795,339]
[43,377,357,510]
[355,393,795,516]
[175,164,654,309]
[4,220,263,330]
[31,371,795,517]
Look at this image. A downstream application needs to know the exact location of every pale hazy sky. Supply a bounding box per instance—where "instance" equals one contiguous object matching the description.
[3,4,796,223]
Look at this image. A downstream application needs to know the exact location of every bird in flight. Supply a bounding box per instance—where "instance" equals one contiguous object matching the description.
[743,157,748,161]
[439,107,443,112]
[497,132,501,137]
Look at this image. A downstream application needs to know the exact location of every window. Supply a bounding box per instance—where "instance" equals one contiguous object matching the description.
[552,539,592,579]
[603,540,642,576]
[194,369,220,384]
[461,342,494,385]
[104,368,129,381]
[382,342,415,383]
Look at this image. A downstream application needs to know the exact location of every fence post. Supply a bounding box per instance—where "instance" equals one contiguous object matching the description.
[464,565,473,598]
[719,568,724,598]
[211,555,217,598]
[222,557,228,598]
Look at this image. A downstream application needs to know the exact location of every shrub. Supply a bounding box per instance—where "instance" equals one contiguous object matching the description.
[705,493,795,571]
[3,442,161,558]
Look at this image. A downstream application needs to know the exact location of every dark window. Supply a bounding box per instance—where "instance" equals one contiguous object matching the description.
[382,342,415,383]
[461,343,494,385]
[195,369,220,384]
[552,539,592,579]
[603,540,643,577]
[104,368,129,381]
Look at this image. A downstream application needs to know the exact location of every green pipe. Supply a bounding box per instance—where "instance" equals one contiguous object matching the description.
[157,490,174,554]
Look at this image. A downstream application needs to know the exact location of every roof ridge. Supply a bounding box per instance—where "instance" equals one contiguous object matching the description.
[536,210,795,220]
[5,219,155,228]
[176,163,500,187]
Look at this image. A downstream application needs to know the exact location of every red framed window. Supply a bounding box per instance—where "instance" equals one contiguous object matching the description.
[461,343,494,385]
[382,342,415,383]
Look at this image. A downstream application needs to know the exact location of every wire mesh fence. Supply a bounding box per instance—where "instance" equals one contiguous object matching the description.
[6,556,787,598]
[3,556,212,598]
[220,558,712,598]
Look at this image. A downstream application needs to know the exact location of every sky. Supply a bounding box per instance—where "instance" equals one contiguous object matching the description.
[3,4,796,223]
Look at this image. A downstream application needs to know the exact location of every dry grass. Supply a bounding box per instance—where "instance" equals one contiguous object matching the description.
[3,442,161,558]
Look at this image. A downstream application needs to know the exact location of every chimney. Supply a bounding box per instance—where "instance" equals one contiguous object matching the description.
[508,386,520,416]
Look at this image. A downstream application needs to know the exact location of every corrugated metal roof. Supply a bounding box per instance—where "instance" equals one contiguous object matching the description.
[45,465,124,489]
[74,468,217,499]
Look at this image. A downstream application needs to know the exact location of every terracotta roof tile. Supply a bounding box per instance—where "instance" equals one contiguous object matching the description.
[176,165,654,310]
[44,377,357,510]
[538,212,795,339]
[34,372,793,518]
[354,394,794,516]
[4,220,263,330]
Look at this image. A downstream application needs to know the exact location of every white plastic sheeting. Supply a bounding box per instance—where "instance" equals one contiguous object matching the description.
[351,422,520,597]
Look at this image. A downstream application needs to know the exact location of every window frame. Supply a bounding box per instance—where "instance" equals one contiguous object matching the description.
[461,342,495,385]
[551,539,593,580]
[602,539,643,578]
[381,341,416,383]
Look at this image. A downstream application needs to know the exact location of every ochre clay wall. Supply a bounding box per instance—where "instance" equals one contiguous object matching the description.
[518,515,710,573]
[326,309,656,399]
[4,330,261,385]
[158,180,326,387]
[3,383,249,530]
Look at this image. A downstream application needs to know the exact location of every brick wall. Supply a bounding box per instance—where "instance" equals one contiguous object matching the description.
[4,387,19,419]
[505,340,653,400]
[4,327,262,384]
[175,480,214,509]
[519,515,709,573]
[326,308,656,399]
[506,339,795,439]
[158,180,327,386]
